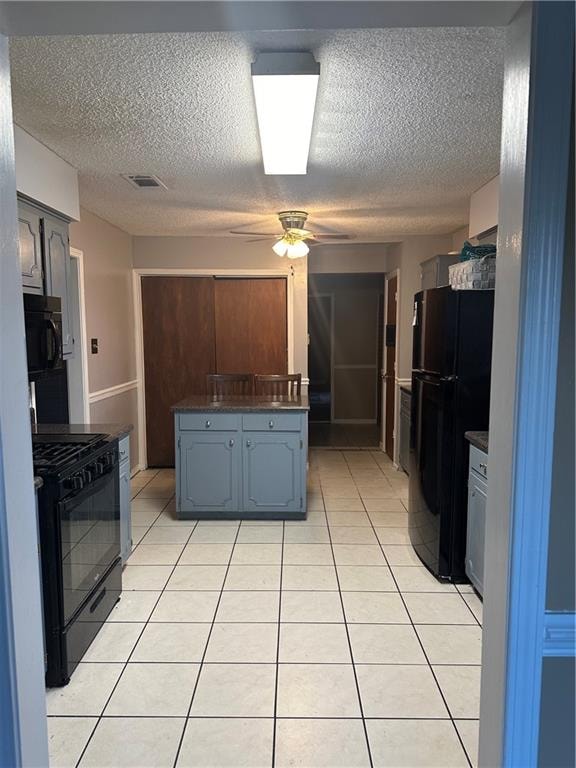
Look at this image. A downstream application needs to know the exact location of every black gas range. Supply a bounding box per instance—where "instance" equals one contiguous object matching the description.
[34,432,122,687]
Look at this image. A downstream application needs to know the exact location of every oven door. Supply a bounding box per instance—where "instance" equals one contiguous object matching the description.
[59,467,120,625]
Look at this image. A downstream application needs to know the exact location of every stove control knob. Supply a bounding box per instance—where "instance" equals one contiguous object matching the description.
[82,468,93,484]
[67,474,83,491]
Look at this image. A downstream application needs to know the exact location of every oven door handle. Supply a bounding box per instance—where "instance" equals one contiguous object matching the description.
[58,465,117,512]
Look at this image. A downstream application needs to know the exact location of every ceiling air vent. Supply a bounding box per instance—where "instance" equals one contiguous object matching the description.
[121,174,167,190]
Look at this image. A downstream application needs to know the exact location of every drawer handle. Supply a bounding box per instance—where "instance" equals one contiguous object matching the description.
[229,439,234,447]
[205,420,211,429]
[269,420,274,429]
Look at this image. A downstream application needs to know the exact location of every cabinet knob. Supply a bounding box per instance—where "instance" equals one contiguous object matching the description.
[229,439,234,447]
[246,440,251,447]
[205,420,211,428]
[479,462,487,475]
[268,420,274,429]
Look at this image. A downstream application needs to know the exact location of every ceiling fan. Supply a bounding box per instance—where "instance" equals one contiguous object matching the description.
[229,211,351,259]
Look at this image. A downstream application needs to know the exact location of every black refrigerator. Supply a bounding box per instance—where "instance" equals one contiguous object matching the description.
[409,286,494,582]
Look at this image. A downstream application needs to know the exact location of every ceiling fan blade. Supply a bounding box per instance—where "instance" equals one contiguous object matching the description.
[244,237,274,243]
[310,233,352,241]
[229,229,279,237]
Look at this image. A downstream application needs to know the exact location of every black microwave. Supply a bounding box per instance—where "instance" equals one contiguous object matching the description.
[23,294,64,380]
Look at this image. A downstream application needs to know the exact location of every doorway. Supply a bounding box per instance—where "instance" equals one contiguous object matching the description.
[308,273,384,448]
[383,272,398,460]
[308,293,333,422]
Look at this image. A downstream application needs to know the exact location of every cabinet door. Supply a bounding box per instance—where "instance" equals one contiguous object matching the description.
[119,459,132,563]
[43,215,74,358]
[243,433,302,513]
[18,202,44,293]
[466,472,487,595]
[179,432,240,513]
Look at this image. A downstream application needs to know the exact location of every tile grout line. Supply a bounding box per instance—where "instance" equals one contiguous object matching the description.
[341,453,475,768]
[320,475,375,768]
[271,520,285,768]
[72,477,196,768]
[170,518,243,768]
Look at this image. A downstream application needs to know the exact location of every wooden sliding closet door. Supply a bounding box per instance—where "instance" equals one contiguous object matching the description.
[215,278,288,374]
[142,277,215,467]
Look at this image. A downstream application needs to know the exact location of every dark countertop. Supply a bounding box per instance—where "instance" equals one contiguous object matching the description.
[32,423,133,440]
[172,394,310,412]
[465,431,489,453]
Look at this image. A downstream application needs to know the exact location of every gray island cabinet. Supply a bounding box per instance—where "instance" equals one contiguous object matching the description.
[172,395,309,520]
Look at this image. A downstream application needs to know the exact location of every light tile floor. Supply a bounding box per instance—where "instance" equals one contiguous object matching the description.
[47,450,482,768]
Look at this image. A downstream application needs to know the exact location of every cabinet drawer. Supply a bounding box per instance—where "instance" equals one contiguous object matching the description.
[179,413,240,432]
[469,445,488,480]
[242,413,302,432]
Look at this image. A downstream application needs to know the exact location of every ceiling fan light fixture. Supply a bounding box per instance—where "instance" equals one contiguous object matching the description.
[272,238,289,257]
[286,239,309,259]
[251,52,320,175]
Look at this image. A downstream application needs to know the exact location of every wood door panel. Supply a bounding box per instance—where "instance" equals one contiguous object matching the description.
[142,277,215,467]
[215,278,287,374]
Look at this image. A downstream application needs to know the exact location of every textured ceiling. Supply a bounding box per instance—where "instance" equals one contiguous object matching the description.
[9,28,506,238]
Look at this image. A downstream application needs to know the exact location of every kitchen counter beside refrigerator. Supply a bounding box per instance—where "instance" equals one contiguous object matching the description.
[408,285,494,582]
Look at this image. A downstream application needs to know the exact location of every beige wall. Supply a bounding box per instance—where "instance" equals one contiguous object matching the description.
[70,208,139,467]
[132,236,309,379]
[387,235,453,381]
[309,242,391,274]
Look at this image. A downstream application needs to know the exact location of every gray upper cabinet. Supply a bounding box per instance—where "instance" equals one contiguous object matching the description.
[243,433,302,513]
[17,198,74,358]
[43,214,74,358]
[421,254,459,290]
[18,202,44,294]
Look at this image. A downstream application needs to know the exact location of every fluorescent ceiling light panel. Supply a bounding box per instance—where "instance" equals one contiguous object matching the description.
[252,52,320,175]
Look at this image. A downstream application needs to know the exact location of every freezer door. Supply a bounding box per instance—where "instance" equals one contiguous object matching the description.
[408,375,455,577]
[412,287,457,377]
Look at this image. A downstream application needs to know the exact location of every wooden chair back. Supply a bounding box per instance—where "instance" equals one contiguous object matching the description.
[254,373,302,398]
[206,373,254,398]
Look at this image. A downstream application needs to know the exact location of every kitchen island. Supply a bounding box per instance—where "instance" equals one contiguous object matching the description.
[172,395,309,520]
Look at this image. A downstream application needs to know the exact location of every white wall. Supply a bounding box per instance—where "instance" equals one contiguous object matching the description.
[13,125,79,220]
[469,174,500,239]
[133,236,309,379]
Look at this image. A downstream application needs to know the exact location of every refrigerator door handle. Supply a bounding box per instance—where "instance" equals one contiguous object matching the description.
[440,375,458,383]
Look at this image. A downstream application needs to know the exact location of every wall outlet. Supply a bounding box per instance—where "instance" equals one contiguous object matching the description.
[91,338,98,354]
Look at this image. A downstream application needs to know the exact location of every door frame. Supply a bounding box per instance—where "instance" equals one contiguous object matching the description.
[381,269,400,457]
[479,3,574,766]
[68,247,90,423]
[133,268,295,469]
[307,291,334,423]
